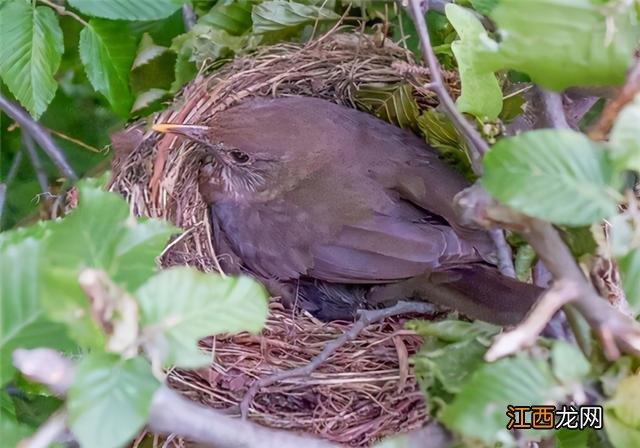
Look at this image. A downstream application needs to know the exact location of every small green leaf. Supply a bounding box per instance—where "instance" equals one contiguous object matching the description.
[0,238,74,384]
[79,19,137,117]
[446,4,502,120]
[355,83,420,129]
[136,267,268,368]
[252,0,339,34]
[68,354,160,448]
[609,93,640,173]
[132,33,168,70]
[0,2,64,118]
[514,244,535,282]
[555,427,589,448]
[607,373,640,429]
[470,0,499,15]
[482,129,621,226]
[441,355,563,444]
[605,408,640,448]
[131,88,168,114]
[68,0,182,21]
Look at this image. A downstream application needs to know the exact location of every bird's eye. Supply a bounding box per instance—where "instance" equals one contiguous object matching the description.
[229,149,250,164]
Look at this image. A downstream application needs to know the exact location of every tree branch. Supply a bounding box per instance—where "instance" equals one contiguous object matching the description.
[0,93,77,181]
[0,149,23,223]
[23,133,51,196]
[240,301,437,418]
[13,348,339,448]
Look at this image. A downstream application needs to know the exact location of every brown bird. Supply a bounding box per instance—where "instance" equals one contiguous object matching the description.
[153,96,542,324]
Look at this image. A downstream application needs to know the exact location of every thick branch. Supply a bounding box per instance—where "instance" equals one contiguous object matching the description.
[240,301,437,418]
[13,348,338,448]
[0,93,77,181]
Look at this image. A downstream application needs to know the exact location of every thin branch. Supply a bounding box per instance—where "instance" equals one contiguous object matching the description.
[485,280,580,361]
[407,0,489,172]
[22,410,68,448]
[0,150,24,223]
[539,88,570,129]
[240,301,437,418]
[13,348,339,448]
[181,4,197,30]
[23,133,50,195]
[0,94,78,181]
[407,0,515,277]
[38,0,90,27]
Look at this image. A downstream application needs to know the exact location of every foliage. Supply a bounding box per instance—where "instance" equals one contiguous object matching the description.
[0,181,269,447]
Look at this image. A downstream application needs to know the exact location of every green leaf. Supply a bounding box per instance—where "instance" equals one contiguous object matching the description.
[607,373,640,429]
[0,2,63,118]
[618,250,640,312]
[605,408,640,448]
[79,19,137,117]
[252,0,339,34]
[131,88,168,114]
[551,340,590,384]
[514,243,535,282]
[136,267,268,368]
[446,4,502,120]
[470,0,499,15]
[482,129,621,226]
[482,0,639,90]
[68,0,182,21]
[68,354,160,448]
[355,83,420,129]
[0,238,74,384]
[555,427,589,448]
[440,355,563,444]
[199,0,253,36]
[40,181,177,346]
[0,413,33,447]
[609,93,640,173]
[132,33,168,70]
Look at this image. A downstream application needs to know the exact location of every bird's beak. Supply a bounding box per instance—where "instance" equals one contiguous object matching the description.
[152,123,210,139]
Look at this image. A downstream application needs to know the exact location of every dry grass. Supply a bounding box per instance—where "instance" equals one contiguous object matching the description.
[111,30,460,445]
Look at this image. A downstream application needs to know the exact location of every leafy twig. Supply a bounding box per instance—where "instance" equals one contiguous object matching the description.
[38,0,90,27]
[0,94,78,181]
[406,0,515,277]
[240,301,438,418]
[13,348,339,448]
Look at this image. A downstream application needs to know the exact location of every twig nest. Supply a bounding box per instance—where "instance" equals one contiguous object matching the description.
[110,30,459,445]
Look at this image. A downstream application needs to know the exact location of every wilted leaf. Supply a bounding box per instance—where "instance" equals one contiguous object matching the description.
[482,129,621,226]
[136,267,268,368]
[609,93,640,173]
[0,2,63,118]
[68,0,182,21]
[446,4,502,119]
[252,0,339,34]
[80,19,137,117]
[68,354,159,448]
[355,83,420,129]
[40,181,177,346]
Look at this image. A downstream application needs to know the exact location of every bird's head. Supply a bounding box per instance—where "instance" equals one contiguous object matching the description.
[152,122,291,202]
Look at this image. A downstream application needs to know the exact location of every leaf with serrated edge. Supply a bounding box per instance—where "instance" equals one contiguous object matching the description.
[68,354,159,448]
[252,0,339,34]
[482,129,621,226]
[68,0,181,21]
[0,2,63,118]
[137,267,268,368]
[79,19,137,117]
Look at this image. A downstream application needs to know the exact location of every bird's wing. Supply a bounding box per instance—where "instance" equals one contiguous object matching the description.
[308,204,483,283]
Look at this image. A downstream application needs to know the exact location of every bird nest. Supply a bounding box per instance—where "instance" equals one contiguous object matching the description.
[110,30,460,446]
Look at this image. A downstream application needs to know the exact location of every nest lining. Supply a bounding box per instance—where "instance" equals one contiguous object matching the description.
[111,30,461,445]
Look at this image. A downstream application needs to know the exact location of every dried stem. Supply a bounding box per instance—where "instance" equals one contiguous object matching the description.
[240,301,437,418]
[13,348,339,448]
[0,94,77,181]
